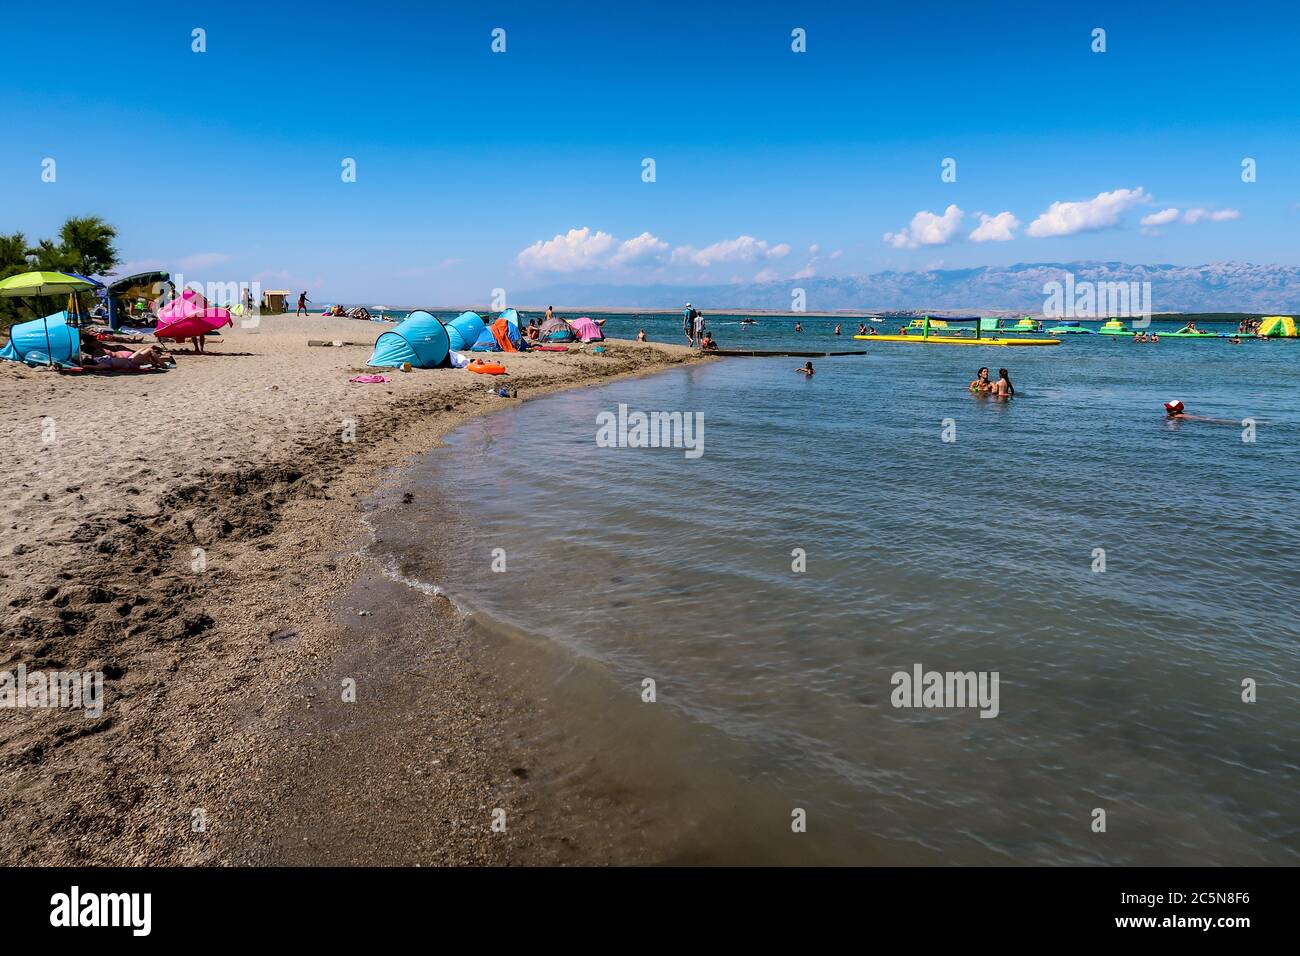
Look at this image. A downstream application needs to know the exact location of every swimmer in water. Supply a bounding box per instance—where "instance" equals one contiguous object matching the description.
[969,367,992,394]
[989,368,1014,398]
[796,361,814,376]
[1163,400,1240,425]
[636,328,647,342]
[794,322,803,333]
[834,324,842,335]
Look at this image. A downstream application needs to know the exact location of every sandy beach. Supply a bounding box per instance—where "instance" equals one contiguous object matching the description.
[0,315,703,865]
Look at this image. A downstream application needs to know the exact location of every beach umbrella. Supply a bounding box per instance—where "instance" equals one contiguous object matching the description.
[0,271,96,367]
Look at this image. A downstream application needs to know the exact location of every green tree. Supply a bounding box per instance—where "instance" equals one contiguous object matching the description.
[56,216,119,276]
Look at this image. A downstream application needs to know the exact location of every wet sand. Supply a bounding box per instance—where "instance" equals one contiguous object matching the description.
[0,315,704,864]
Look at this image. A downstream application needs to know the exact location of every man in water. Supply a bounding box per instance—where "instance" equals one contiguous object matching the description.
[969,367,992,394]
[834,323,842,335]
[1164,400,1237,424]
[794,322,803,333]
[796,361,814,376]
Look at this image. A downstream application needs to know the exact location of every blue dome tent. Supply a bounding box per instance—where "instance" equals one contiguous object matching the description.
[445,311,485,352]
[367,311,450,368]
[0,311,81,367]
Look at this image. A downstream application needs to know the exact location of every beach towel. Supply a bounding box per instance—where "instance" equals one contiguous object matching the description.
[349,374,391,384]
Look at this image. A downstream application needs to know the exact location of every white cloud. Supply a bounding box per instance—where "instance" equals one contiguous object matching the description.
[611,231,669,266]
[808,244,820,255]
[1140,208,1180,227]
[1025,187,1150,238]
[884,205,964,248]
[753,268,778,282]
[674,235,792,267]
[517,227,617,272]
[969,211,1020,242]
[1182,208,1240,224]
[791,263,816,279]
[178,252,233,271]
[829,249,843,259]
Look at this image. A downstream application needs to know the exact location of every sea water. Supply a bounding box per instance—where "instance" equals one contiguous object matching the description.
[367,318,1300,864]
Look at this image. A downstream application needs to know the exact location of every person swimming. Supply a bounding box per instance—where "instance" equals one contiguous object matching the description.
[794,322,803,333]
[969,367,991,393]
[796,361,814,376]
[1163,400,1239,424]
[834,324,842,335]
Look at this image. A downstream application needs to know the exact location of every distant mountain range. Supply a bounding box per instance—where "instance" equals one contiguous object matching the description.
[520,262,1300,313]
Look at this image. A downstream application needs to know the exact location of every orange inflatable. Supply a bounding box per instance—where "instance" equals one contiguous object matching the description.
[467,360,506,375]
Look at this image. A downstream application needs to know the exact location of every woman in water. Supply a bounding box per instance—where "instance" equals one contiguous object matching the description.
[969,367,991,393]
[990,368,1015,398]
[796,361,814,376]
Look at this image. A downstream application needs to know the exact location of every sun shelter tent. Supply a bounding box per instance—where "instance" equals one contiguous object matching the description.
[500,308,522,340]
[106,272,171,330]
[262,290,291,314]
[367,311,450,368]
[0,310,81,367]
[568,316,604,342]
[0,271,97,367]
[445,311,485,351]
[1258,315,1297,337]
[154,289,232,342]
[537,314,574,342]
[470,316,521,352]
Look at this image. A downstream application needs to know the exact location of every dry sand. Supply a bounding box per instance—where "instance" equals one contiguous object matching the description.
[0,315,704,864]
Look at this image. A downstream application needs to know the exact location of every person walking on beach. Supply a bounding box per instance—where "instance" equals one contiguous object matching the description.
[297,291,309,316]
[243,286,254,315]
[682,302,697,346]
[693,308,705,347]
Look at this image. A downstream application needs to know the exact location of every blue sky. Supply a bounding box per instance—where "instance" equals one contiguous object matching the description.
[2,0,1297,303]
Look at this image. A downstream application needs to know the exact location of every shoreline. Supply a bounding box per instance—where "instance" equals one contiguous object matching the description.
[0,316,708,864]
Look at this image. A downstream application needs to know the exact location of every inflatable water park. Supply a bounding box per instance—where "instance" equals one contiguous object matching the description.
[854,316,1062,346]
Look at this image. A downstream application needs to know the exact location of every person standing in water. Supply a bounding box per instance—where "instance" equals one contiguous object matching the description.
[693,308,705,347]
[796,361,814,376]
[834,323,842,335]
[683,302,697,347]
[969,367,992,393]
[795,322,803,333]
[989,368,1014,398]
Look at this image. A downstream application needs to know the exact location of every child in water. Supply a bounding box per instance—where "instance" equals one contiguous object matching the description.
[796,361,814,376]
[989,368,1014,398]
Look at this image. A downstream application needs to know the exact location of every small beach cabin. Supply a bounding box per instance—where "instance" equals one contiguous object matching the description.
[262,290,291,314]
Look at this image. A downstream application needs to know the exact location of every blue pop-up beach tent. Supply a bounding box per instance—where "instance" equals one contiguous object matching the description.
[367,310,450,368]
[0,310,81,367]
[444,310,485,351]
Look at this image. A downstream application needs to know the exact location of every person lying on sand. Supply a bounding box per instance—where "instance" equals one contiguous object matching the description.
[796,361,814,376]
[82,338,171,370]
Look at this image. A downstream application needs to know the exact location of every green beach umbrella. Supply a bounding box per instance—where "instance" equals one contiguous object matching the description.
[0,271,96,367]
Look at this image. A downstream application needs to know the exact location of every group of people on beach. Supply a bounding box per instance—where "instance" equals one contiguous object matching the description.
[969,366,1015,398]
[681,303,718,350]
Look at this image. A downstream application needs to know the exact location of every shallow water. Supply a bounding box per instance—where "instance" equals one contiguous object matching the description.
[370,326,1300,864]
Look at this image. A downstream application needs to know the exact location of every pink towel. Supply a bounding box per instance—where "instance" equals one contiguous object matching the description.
[349,374,391,384]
